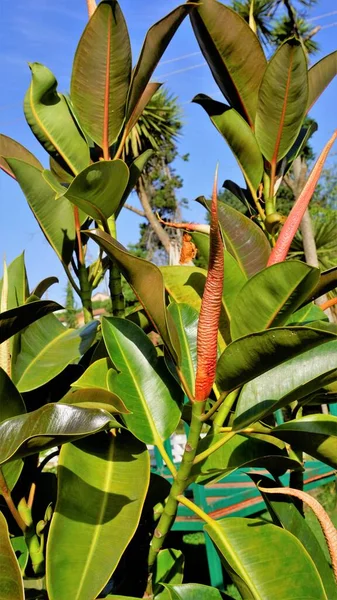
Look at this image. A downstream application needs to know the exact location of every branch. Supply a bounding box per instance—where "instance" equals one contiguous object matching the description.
[124,203,146,218]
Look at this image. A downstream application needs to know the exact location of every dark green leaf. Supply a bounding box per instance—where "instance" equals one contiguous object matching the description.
[255,39,308,162]
[309,266,337,302]
[272,414,337,469]
[46,432,149,600]
[61,387,129,415]
[103,317,182,444]
[286,302,328,326]
[0,512,24,599]
[190,0,266,126]
[71,0,131,150]
[193,95,263,194]
[234,338,337,429]
[86,230,180,363]
[24,63,89,174]
[205,517,327,599]
[230,261,319,340]
[7,159,76,267]
[0,368,26,492]
[0,300,62,345]
[167,303,198,398]
[118,149,153,214]
[31,277,59,299]
[0,404,115,465]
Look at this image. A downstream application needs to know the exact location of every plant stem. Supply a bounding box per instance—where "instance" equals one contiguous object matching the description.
[78,264,93,323]
[107,216,125,318]
[193,431,236,465]
[146,401,205,591]
[176,494,215,527]
[201,391,227,422]
[156,440,177,477]
[0,468,27,532]
[212,389,240,431]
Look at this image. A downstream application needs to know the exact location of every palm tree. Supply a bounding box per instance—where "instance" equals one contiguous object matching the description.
[122,88,185,261]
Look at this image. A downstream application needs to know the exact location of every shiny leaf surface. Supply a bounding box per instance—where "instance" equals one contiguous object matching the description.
[0,368,26,492]
[0,512,24,600]
[0,300,62,345]
[24,63,89,174]
[71,0,131,151]
[234,338,337,429]
[103,317,182,444]
[230,261,319,340]
[205,517,327,599]
[190,0,266,126]
[154,549,184,598]
[47,432,149,600]
[61,387,129,415]
[162,583,223,600]
[13,316,98,392]
[0,404,114,465]
[255,39,308,163]
[167,303,198,398]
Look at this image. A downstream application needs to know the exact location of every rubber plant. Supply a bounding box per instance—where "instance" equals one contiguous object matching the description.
[0,0,194,322]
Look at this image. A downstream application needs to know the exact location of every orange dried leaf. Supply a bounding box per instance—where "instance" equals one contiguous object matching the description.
[194,167,224,402]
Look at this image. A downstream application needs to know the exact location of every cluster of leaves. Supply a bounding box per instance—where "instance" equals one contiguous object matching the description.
[1,1,337,600]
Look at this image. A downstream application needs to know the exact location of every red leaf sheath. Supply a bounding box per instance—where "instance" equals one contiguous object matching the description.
[194,168,224,402]
[268,130,337,266]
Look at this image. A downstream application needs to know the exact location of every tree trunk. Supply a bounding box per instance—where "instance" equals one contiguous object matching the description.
[300,208,319,268]
[136,177,172,256]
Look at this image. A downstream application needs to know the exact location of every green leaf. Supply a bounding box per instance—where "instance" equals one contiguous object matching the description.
[205,517,327,599]
[193,95,263,194]
[103,317,182,444]
[161,265,230,349]
[71,0,131,151]
[62,160,129,222]
[0,253,29,311]
[46,431,149,600]
[255,39,308,163]
[307,51,337,113]
[72,357,112,390]
[86,230,180,363]
[13,316,98,392]
[167,303,198,398]
[198,197,270,278]
[252,475,336,599]
[309,265,337,302]
[0,368,26,492]
[24,63,89,175]
[286,302,328,326]
[0,404,115,465]
[0,134,42,178]
[0,300,62,345]
[283,121,318,173]
[216,327,335,396]
[162,583,224,600]
[234,338,337,429]
[61,387,129,415]
[153,549,184,599]
[31,277,59,299]
[0,512,24,600]
[118,149,153,214]
[230,261,319,340]
[272,414,337,469]
[126,5,192,120]
[190,0,266,127]
[10,537,29,575]
[7,159,76,267]
[191,434,301,485]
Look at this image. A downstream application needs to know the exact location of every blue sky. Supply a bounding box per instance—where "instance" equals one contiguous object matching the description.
[0,0,337,304]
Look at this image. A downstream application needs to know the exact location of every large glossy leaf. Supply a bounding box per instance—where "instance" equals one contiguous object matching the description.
[307,51,337,113]
[191,433,301,485]
[286,302,328,326]
[161,265,230,348]
[0,134,42,178]
[61,387,129,415]
[12,315,98,392]
[205,517,327,599]
[272,414,337,469]
[46,431,149,600]
[0,253,29,311]
[234,338,337,429]
[162,584,223,600]
[216,326,335,396]
[154,549,184,599]
[0,368,26,492]
[230,261,319,340]
[24,63,89,175]
[126,5,192,120]
[198,197,270,278]
[193,95,263,194]
[86,230,180,362]
[71,0,131,152]
[0,404,115,465]
[62,160,129,222]
[190,0,266,126]
[255,39,308,163]
[167,303,198,397]
[103,317,182,444]
[0,300,62,345]
[72,357,112,390]
[7,159,76,267]
[253,475,336,599]
[0,512,24,600]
